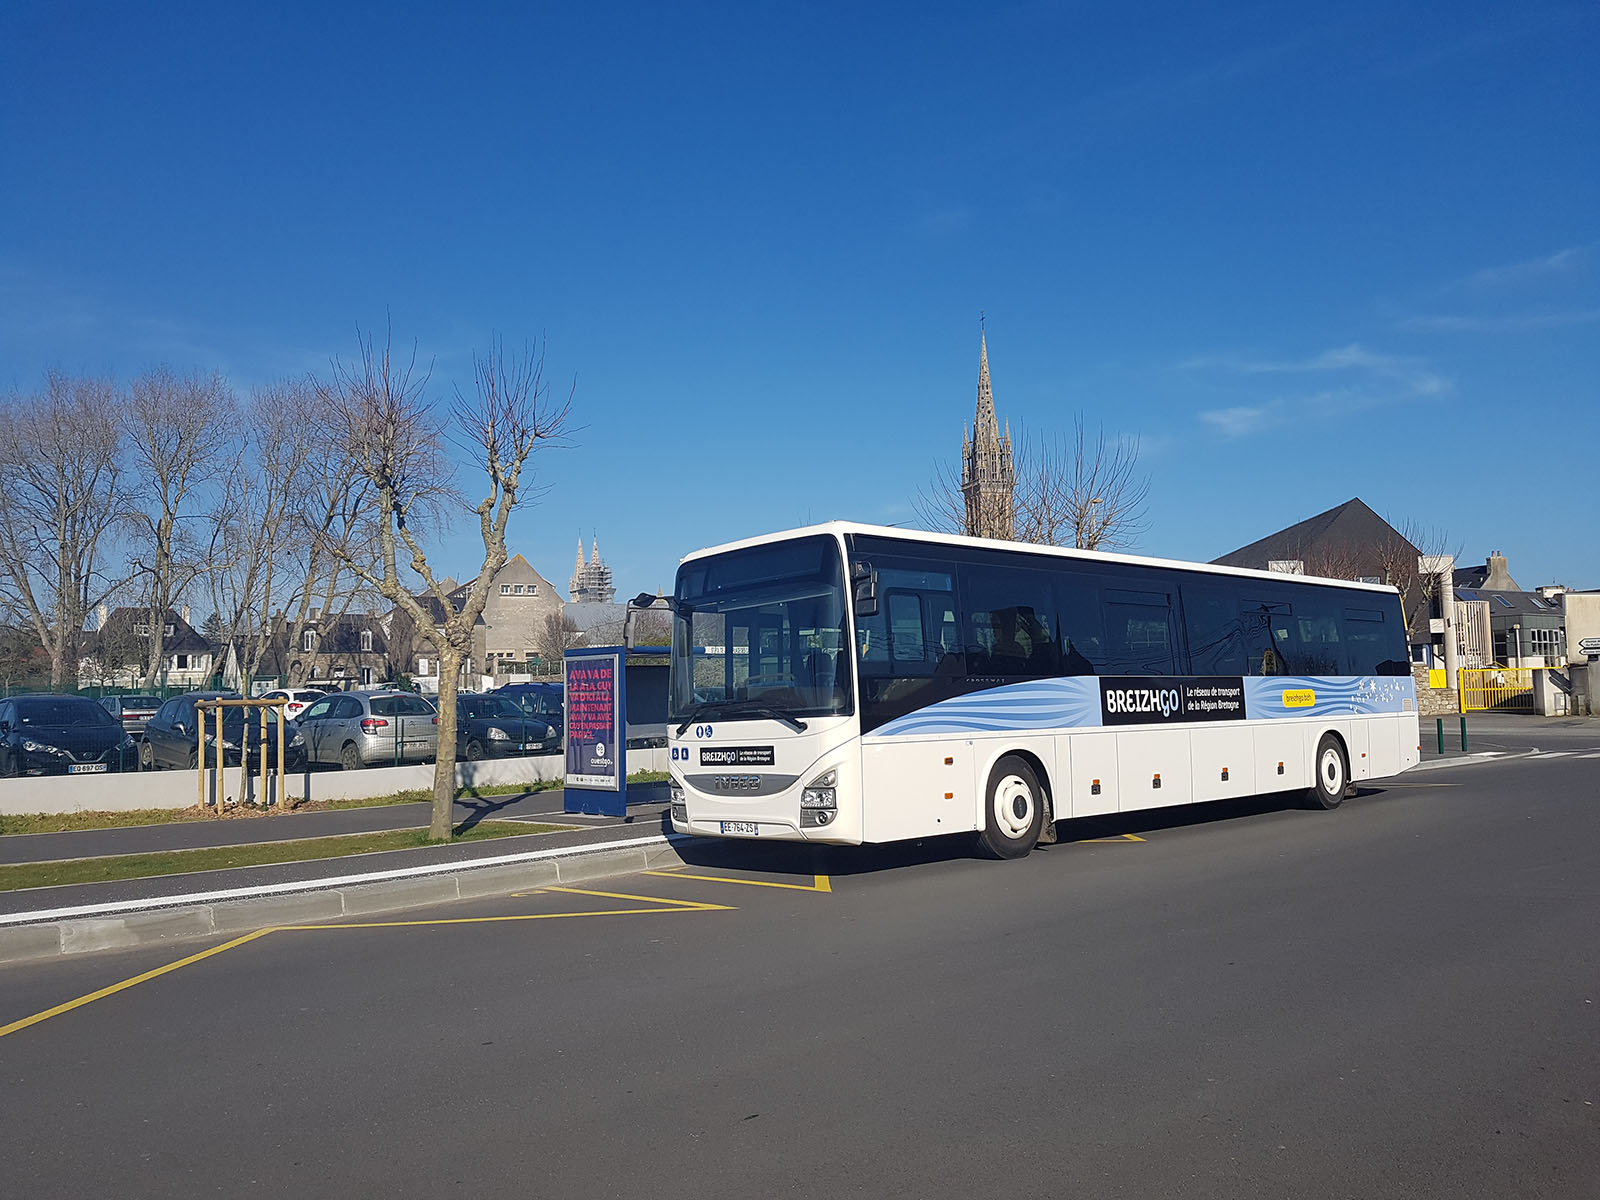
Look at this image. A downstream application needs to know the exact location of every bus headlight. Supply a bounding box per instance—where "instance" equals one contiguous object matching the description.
[670,780,686,825]
[800,769,836,809]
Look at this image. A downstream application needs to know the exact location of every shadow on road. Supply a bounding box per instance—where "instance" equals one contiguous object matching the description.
[662,786,1393,880]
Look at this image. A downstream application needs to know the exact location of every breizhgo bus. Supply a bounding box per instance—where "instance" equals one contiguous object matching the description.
[663,522,1420,859]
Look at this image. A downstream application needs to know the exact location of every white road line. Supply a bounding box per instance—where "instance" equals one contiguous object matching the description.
[0,833,687,927]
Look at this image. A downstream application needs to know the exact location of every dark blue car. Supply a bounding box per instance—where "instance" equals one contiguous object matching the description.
[0,694,137,777]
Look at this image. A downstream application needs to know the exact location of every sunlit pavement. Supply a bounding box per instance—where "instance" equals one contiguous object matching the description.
[3,753,1597,1199]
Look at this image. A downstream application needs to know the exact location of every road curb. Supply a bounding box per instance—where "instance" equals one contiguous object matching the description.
[0,834,696,967]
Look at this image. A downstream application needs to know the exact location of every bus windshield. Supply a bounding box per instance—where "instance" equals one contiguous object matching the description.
[671,534,853,723]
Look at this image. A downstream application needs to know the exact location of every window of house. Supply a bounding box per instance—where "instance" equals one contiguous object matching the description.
[134,624,150,636]
[165,624,175,636]
[501,584,510,594]
[360,630,373,652]
[529,584,538,596]
[1528,628,1562,658]
[175,654,190,670]
[302,630,315,652]
[513,584,524,595]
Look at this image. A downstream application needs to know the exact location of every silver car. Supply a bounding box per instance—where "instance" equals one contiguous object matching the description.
[291,690,438,770]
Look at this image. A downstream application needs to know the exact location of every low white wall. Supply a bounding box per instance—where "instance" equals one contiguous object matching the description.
[0,746,668,816]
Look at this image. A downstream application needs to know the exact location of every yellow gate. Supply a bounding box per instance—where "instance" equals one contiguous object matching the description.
[1459,667,1536,713]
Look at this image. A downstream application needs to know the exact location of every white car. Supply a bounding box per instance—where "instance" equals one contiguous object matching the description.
[259,688,328,722]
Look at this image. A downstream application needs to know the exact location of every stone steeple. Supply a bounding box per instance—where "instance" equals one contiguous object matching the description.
[959,329,1016,540]
[569,534,617,604]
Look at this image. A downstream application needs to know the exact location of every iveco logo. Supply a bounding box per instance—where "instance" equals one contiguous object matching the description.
[712,775,760,791]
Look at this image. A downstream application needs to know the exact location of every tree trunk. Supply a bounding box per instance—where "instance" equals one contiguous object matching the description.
[430,645,463,841]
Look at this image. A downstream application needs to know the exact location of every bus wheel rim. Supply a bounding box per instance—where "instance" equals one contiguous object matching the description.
[1321,747,1342,792]
[994,774,1034,838]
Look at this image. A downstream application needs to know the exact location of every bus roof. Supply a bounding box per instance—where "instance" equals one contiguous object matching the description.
[677,521,1403,596]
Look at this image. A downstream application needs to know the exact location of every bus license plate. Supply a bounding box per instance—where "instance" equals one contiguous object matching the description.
[720,821,759,836]
[69,763,108,774]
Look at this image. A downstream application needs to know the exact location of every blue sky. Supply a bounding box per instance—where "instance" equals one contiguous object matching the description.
[3,1,1596,595]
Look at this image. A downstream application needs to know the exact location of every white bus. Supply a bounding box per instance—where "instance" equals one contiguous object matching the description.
[665,523,1420,858]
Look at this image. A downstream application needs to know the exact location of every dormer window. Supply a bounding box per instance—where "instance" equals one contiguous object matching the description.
[302,630,316,652]
[360,630,373,651]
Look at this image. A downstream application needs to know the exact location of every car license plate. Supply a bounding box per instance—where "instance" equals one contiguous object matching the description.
[720,821,759,836]
[69,763,108,774]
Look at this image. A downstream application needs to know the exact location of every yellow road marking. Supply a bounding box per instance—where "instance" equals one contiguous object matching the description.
[0,928,274,1041]
[282,905,731,930]
[1077,833,1146,844]
[546,884,723,907]
[1,887,731,1039]
[643,869,834,893]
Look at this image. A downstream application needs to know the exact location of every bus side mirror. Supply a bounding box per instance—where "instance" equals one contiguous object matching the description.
[624,594,674,651]
[852,561,879,617]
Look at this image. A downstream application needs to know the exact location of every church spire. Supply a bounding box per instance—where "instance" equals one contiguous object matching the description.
[959,325,1016,541]
[973,330,999,449]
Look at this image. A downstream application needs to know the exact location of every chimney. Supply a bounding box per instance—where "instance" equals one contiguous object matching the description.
[310,608,322,622]
[181,605,190,625]
[1483,551,1520,592]
[97,603,109,630]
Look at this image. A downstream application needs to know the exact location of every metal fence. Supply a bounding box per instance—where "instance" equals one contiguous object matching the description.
[1459,666,1536,713]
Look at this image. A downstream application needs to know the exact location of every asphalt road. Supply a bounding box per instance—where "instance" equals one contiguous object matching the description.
[2,754,1596,1198]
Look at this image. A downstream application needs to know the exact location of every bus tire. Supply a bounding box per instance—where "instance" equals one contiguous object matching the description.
[1305,734,1347,810]
[977,754,1045,859]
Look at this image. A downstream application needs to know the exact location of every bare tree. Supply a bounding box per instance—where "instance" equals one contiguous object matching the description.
[535,611,583,669]
[0,373,126,686]
[123,367,235,688]
[1376,517,1458,642]
[324,329,570,841]
[917,415,1150,551]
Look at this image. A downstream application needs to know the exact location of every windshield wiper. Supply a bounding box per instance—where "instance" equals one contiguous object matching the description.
[674,701,808,737]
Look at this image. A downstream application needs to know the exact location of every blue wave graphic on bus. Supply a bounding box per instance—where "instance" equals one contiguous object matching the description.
[869,678,1102,737]
[1243,676,1413,718]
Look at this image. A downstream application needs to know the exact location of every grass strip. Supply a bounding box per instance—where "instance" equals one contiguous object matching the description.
[0,820,567,892]
[0,770,671,836]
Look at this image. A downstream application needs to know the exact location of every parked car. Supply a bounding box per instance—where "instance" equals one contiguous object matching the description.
[99,694,163,735]
[0,694,138,777]
[494,682,565,728]
[258,687,326,722]
[140,691,296,771]
[456,694,559,761]
[291,690,438,770]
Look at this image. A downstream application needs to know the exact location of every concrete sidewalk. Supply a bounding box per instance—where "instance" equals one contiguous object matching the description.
[0,786,671,920]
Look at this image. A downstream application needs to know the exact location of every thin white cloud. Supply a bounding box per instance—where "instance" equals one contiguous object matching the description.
[1199,405,1282,437]
[1465,245,1591,291]
[1398,308,1600,333]
[1186,343,1449,439]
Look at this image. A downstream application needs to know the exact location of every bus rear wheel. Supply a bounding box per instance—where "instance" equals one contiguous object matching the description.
[977,754,1045,859]
[1305,734,1347,810]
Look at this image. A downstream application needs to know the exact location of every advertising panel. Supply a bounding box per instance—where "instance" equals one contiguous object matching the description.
[565,651,622,792]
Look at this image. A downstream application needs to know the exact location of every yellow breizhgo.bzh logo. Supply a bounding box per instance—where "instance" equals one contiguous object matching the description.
[1281,689,1316,708]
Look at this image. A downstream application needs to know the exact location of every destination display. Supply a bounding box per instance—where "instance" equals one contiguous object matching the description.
[1099,676,1247,726]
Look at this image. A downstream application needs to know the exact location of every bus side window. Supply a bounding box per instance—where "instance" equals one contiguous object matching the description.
[887,592,928,663]
[1102,590,1176,675]
[962,567,1060,677]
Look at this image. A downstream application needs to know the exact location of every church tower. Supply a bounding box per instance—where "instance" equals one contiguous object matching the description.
[959,329,1015,540]
[569,535,617,604]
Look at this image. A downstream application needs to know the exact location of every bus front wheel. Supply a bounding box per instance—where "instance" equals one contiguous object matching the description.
[977,754,1045,859]
[1305,734,1348,810]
